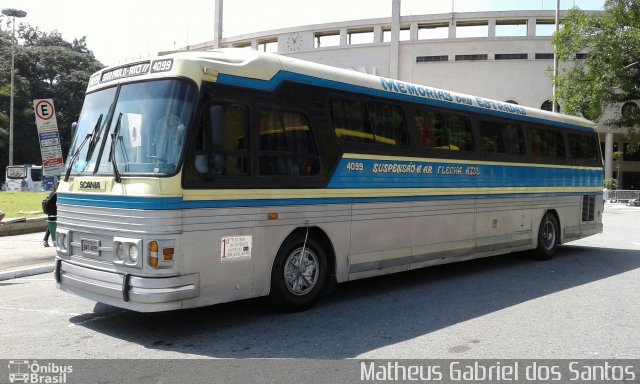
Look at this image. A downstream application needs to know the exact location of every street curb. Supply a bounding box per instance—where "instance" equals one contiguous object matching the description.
[0,264,54,281]
[0,216,47,237]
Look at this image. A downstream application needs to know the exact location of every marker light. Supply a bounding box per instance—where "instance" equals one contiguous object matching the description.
[163,247,174,261]
[149,241,159,268]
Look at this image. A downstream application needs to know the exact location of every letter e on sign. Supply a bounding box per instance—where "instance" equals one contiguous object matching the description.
[35,99,55,121]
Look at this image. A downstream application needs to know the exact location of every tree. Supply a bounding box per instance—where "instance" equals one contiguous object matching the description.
[0,19,104,183]
[553,0,640,148]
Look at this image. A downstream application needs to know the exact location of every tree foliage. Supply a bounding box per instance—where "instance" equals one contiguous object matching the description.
[553,0,640,146]
[0,19,104,182]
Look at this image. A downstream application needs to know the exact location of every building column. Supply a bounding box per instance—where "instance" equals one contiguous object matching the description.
[373,25,382,43]
[488,19,496,38]
[340,29,348,46]
[389,0,400,79]
[605,131,613,180]
[527,17,536,37]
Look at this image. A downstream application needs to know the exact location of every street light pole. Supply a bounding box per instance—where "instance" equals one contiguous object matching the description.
[552,0,560,113]
[2,8,27,166]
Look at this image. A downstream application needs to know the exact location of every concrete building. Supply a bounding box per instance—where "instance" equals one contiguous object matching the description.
[187,2,639,189]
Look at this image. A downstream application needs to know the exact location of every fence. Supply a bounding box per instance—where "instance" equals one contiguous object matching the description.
[604,189,640,203]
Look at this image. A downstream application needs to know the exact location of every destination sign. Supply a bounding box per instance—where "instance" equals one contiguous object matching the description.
[101,62,151,83]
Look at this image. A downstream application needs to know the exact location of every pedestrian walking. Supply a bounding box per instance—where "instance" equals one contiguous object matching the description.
[42,189,57,247]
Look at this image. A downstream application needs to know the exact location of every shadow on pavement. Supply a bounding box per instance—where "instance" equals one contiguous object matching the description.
[69,245,640,358]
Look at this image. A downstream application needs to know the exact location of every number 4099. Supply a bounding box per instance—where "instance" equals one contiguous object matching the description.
[346,162,364,171]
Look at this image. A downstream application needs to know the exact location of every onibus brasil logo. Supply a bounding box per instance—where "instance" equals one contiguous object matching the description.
[7,360,72,383]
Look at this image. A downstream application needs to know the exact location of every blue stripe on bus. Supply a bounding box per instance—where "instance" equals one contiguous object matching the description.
[216,71,596,133]
[328,159,603,189]
[58,192,602,210]
[56,194,185,210]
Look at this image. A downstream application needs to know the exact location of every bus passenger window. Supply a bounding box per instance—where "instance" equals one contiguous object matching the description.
[415,110,472,150]
[448,115,473,151]
[330,98,408,146]
[503,123,525,156]
[192,103,250,177]
[258,109,319,177]
[330,99,374,143]
[415,110,446,148]
[367,103,408,145]
[568,133,598,161]
[480,121,524,155]
[220,105,250,176]
[480,121,503,153]
[528,127,565,158]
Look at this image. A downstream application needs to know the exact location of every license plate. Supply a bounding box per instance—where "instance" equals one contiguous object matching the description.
[81,239,100,257]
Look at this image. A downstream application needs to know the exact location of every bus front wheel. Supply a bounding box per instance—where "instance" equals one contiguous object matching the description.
[269,234,327,312]
[533,213,559,260]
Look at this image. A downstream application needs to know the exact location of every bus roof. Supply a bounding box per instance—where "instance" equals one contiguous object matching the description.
[87,49,595,132]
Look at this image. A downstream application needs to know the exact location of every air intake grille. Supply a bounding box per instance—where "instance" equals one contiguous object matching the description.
[582,195,595,222]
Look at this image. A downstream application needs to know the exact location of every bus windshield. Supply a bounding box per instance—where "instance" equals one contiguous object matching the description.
[67,79,198,177]
[6,166,26,179]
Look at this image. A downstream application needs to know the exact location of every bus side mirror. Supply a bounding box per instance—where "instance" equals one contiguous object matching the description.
[208,105,225,174]
[71,122,78,138]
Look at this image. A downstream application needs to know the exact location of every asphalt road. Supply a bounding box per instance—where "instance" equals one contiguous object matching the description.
[0,204,639,360]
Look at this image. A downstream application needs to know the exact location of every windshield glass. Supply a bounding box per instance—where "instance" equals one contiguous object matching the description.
[6,166,26,179]
[67,79,197,176]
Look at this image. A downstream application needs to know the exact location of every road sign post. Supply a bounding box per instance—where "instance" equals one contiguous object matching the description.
[33,99,64,176]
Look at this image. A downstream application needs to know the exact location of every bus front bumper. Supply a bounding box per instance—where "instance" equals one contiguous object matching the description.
[55,259,200,312]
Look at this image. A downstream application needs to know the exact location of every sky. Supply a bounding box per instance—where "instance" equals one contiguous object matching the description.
[1,0,605,67]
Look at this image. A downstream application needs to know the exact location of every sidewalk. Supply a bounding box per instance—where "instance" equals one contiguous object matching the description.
[0,231,56,281]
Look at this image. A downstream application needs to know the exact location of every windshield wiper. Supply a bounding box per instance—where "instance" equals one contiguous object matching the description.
[64,114,103,182]
[109,113,123,183]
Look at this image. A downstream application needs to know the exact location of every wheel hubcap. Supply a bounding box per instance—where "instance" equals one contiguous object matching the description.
[542,220,556,250]
[284,247,319,296]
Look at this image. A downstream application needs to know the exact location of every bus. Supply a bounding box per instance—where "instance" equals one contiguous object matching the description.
[4,165,43,192]
[54,49,603,312]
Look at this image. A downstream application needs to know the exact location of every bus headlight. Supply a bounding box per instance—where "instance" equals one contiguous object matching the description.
[128,244,139,263]
[113,237,142,268]
[115,243,125,261]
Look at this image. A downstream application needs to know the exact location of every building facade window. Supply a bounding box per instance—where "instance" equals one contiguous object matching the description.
[495,19,528,37]
[541,99,560,112]
[418,23,449,40]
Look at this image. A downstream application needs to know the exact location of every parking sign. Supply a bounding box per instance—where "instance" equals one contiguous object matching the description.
[33,99,64,176]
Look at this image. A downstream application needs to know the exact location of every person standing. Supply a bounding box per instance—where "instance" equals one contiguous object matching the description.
[42,188,57,247]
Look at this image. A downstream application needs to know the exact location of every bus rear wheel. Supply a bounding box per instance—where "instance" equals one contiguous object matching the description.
[269,234,327,312]
[533,213,559,260]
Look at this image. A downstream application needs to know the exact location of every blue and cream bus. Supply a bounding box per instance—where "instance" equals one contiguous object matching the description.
[54,49,603,312]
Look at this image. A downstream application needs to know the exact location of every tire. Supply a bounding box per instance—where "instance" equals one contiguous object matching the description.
[269,234,327,312]
[533,213,559,260]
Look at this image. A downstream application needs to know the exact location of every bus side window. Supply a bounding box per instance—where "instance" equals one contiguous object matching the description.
[479,121,503,153]
[258,109,319,177]
[447,115,473,151]
[503,123,525,156]
[415,110,472,150]
[529,127,565,158]
[479,121,524,155]
[367,103,408,145]
[330,99,374,143]
[193,103,250,177]
[568,132,598,161]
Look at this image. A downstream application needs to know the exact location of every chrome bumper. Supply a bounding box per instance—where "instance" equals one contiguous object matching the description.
[55,259,200,312]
